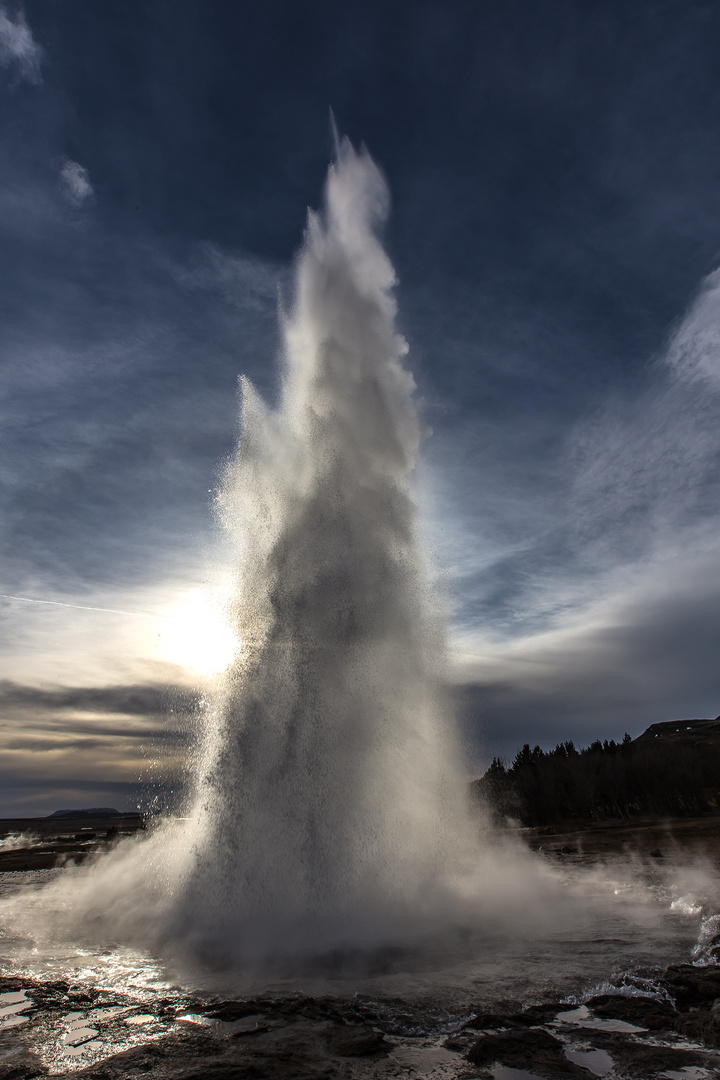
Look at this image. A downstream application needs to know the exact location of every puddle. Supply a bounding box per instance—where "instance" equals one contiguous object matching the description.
[176,1012,214,1026]
[63,1040,102,1057]
[566,1047,614,1076]
[0,991,32,1029]
[391,1045,458,1071]
[555,1005,645,1033]
[0,992,29,1006]
[62,1026,99,1046]
[66,1019,92,1032]
[174,1012,270,1036]
[0,1001,31,1019]
[0,1015,29,1029]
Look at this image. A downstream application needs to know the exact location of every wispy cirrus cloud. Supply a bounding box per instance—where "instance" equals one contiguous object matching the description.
[172,241,285,314]
[0,4,42,85]
[435,264,720,761]
[0,679,199,716]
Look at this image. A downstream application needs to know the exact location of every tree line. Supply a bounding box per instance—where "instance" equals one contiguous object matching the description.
[472,732,720,826]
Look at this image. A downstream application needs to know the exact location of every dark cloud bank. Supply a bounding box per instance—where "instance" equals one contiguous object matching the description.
[0,679,197,816]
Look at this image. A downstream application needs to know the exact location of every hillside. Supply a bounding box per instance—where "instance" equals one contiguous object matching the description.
[473,716,720,827]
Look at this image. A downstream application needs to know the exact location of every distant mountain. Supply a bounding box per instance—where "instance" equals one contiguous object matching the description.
[47,807,121,818]
[635,717,720,740]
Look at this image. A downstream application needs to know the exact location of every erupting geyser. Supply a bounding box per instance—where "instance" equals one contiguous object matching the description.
[2,143,713,1006]
[161,139,472,963]
[0,139,481,975]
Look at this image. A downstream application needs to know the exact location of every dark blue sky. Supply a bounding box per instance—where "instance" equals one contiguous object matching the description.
[2,0,720,813]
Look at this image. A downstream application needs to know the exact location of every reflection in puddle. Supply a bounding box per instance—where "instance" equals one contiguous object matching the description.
[0,991,29,1006]
[566,1046,614,1076]
[62,1025,99,1046]
[63,1040,102,1058]
[0,1014,29,1028]
[0,989,32,1029]
[555,1004,645,1033]
[0,1001,30,1019]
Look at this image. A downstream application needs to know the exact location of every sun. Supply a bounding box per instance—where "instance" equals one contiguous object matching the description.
[159,589,239,676]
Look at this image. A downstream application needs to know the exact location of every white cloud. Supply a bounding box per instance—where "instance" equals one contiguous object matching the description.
[173,242,284,313]
[430,261,720,757]
[0,4,42,85]
[665,268,720,389]
[59,159,94,206]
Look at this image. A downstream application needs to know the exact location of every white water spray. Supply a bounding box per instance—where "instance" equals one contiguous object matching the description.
[160,139,471,962]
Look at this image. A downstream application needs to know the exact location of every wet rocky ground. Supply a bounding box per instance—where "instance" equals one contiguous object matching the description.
[0,816,145,873]
[2,961,720,1080]
[3,813,720,1078]
[518,812,720,863]
[2,810,719,872]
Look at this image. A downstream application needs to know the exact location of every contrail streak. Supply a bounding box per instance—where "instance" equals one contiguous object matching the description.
[0,594,167,619]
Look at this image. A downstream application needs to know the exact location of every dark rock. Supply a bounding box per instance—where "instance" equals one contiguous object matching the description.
[204,1002,267,1023]
[676,999,720,1047]
[649,848,663,858]
[268,995,332,1022]
[676,1007,705,1041]
[464,1011,523,1030]
[586,993,677,1029]
[0,1048,47,1079]
[326,1024,388,1056]
[516,1002,569,1025]
[230,1019,270,1037]
[443,1032,477,1052]
[464,1001,570,1031]
[170,1068,262,1079]
[592,1032,711,1077]
[700,933,720,963]
[467,1027,588,1076]
[662,964,720,1008]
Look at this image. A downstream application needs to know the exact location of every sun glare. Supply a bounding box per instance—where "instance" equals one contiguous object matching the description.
[160,590,239,676]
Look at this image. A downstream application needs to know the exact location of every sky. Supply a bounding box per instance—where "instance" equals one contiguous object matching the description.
[2,0,720,815]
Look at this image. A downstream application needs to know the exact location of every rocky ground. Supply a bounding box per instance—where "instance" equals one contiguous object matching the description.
[3,813,720,1078]
[0,816,145,873]
[517,812,720,863]
[2,811,719,872]
[2,962,720,1079]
